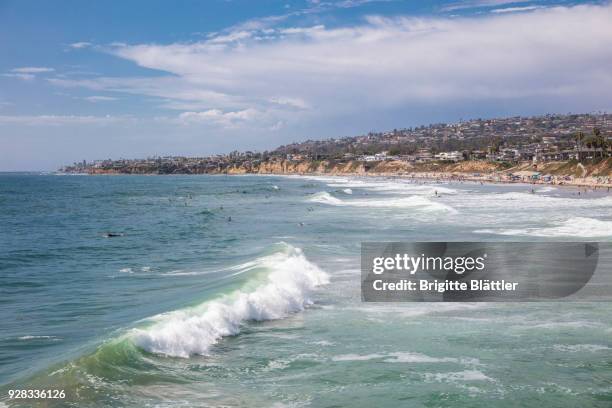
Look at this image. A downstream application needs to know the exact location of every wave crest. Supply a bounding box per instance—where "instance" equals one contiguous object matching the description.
[130,243,328,358]
[308,191,456,213]
[475,216,612,237]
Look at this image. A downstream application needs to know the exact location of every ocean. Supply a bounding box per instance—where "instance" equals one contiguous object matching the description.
[1,173,612,407]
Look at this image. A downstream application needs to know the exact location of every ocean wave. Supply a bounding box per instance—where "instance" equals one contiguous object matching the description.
[475,217,612,237]
[467,192,612,210]
[537,186,557,193]
[327,180,458,196]
[308,191,456,213]
[130,243,329,358]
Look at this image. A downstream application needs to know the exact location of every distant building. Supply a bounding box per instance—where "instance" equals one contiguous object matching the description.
[415,149,433,163]
[435,151,464,162]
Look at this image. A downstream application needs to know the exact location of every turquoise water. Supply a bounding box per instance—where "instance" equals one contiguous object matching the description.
[1,174,612,407]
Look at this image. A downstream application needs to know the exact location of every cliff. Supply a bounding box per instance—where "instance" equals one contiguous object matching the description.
[226,159,507,176]
[81,158,612,180]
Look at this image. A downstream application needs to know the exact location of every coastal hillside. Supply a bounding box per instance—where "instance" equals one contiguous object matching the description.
[225,159,506,176]
[85,157,612,179]
[224,158,612,177]
[509,158,612,177]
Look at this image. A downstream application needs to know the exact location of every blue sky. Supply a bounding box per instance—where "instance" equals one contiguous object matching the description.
[1,0,610,170]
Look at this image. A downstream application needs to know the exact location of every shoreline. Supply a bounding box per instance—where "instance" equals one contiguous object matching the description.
[59,158,612,189]
[52,166,612,189]
[256,170,612,191]
[55,169,612,190]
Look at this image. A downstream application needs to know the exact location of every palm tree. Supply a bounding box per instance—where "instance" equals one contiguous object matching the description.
[593,128,606,158]
[576,131,585,161]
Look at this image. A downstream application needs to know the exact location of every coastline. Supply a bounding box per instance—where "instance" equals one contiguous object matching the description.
[64,158,612,189]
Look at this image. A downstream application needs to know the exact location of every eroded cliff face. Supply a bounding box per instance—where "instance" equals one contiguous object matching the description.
[227,160,416,175]
[83,158,612,177]
[225,159,511,176]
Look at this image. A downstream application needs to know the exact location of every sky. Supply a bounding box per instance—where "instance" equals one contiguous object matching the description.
[1,0,612,171]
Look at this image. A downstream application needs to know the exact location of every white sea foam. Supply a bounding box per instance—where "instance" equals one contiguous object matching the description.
[424,370,492,382]
[517,321,603,330]
[130,243,329,358]
[18,335,60,341]
[332,351,480,365]
[308,191,456,213]
[553,344,610,353]
[384,352,464,364]
[537,186,557,193]
[308,191,344,205]
[342,188,353,194]
[475,217,612,237]
[465,192,612,211]
[332,353,385,361]
[327,180,458,196]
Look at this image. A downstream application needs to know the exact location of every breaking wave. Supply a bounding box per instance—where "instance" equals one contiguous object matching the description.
[475,217,612,237]
[308,191,456,213]
[327,179,458,196]
[468,192,612,210]
[130,243,329,358]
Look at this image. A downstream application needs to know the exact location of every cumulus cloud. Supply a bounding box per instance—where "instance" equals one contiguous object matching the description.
[48,3,612,131]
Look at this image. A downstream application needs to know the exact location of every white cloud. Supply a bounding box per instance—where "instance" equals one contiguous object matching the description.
[269,97,310,109]
[11,67,55,73]
[441,0,532,12]
[83,95,119,102]
[69,42,92,49]
[48,3,612,131]
[0,114,132,126]
[178,108,262,127]
[490,5,544,13]
[2,73,36,81]
[3,67,55,81]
